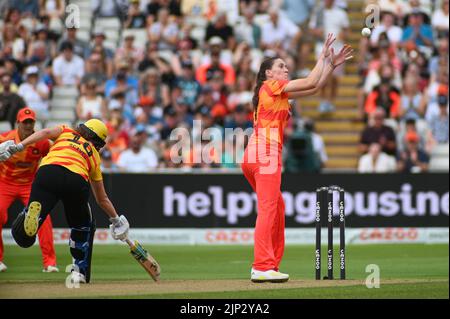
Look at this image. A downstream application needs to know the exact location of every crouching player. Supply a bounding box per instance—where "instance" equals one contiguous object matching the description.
[1,119,129,283]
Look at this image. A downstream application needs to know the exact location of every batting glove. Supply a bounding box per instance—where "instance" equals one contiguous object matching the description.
[7,143,24,155]
[109,215,130,241]
[0,150,12,162]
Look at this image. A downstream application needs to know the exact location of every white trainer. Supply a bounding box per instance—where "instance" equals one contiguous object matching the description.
[251,268,289,283]
[70,271,86,284]
[43,265,59,273]
[0,262,7,272]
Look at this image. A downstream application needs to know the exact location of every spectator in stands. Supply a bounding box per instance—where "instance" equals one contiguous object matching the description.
[148,7,179,51]
[196,51,235,87]
[100,149,120,173]
[105,60,139,107]
[401,9,434,51]
[303,119,328,169]
[57,26,88,58]
[175,61,201,111]
[81,52,108,95]
[159,106,179,140]
[18,65,50,121]
[432,0,449,38]
[92,0,128,21]
[205,12,235,50]
[27,24,56,62]
[146,0,181,22]
[39,0,65,34]
[280,0,315,77]
[397,131,430,173]
[124,0,147,29]
[227,75,253,113]
[76,79,107,121]
[85,27,114,61]
[284,123,321,173]
[428,94,449,144]
[422,69,449,121]
[359,108,397,156]
[173,98,193,128]
[105,106,130,162]
[224,104,252,130]
[201,36,233,67]
[234,7,261,49]
[364,76,401,119]
[261,8,300,54]
[399,75,425,120]
[139,67,170,107]
[370,11,403,47]
[52,41,85,86]
[115,34,144,71]
[378,0,409,19]
[0,73,26,129]
[358,142,397,173]
[8,0,39,18]
[170,40,200,77]
[1,23,26,62]
[428,37,448,83]
[309,0,349,112]
[0,64,18,93]
[397,118,434,153]
[138,41,171,74]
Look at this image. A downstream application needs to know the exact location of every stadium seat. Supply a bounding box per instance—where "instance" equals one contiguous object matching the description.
[0,121,11,133]
[50,98,77,109]
[53,86,79,98]
[184,15,207,28]
[94,17,121,29]
[45,121,72,128]
[50,108,76,119]
[76,29,91,42]
[429,144,449,172]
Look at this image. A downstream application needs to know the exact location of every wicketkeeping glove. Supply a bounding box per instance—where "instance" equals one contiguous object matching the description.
[109,215,130,241]
[0,140,15,162]
[7,143,24,155]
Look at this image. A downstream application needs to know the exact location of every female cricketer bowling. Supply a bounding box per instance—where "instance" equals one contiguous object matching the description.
[242,34,353,282]
[1,119,129,283]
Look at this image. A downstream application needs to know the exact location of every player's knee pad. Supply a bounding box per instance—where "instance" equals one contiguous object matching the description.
[11,210,36,248]
[69,222,96,282]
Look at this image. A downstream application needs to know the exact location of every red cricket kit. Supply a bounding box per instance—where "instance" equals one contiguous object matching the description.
[0,130,57,267]
[241,80,290,271]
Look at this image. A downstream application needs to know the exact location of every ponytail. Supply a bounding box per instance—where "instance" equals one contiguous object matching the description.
[252,57,278,122]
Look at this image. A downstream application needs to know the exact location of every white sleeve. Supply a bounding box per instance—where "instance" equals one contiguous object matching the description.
[146,149,158,169]
[76,58,85,78]
[52,57,63,77]
[340,11,350,28]
[117,152,128,169]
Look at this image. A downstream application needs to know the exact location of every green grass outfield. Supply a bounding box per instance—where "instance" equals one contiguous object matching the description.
[0,244,448,299]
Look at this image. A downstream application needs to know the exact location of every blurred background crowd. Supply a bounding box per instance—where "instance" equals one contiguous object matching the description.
[0,0,448,173]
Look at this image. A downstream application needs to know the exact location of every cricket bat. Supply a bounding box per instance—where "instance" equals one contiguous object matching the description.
[125,237,161,282]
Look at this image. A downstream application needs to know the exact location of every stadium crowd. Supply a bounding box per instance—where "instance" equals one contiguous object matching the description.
[0,0,448,173]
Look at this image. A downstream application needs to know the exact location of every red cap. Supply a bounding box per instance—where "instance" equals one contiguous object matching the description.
[17,107,36,123]
[139,95,154,107]
[405,131,420,143]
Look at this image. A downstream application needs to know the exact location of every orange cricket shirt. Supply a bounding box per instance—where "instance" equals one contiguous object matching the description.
[0,130,50,185]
